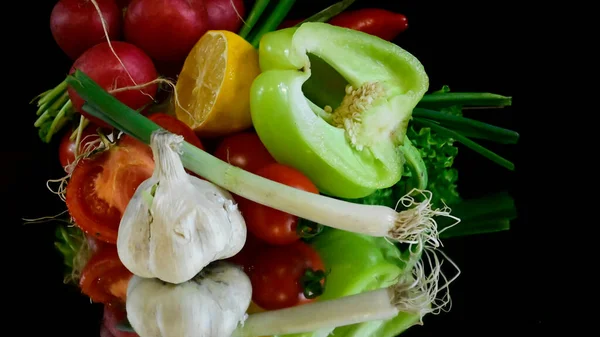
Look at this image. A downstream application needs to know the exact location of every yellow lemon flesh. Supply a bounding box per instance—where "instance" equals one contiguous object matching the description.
[175,30,260,137]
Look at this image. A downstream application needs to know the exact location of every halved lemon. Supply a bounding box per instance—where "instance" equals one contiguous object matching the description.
[174,30,260,137]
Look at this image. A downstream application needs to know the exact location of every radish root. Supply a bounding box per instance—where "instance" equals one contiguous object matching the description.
[391,245,460,324]
[90,0,155,101]
[230,0,248,27]
[46,135,104,202]
[110,77,199,124]
[390,189,460,249]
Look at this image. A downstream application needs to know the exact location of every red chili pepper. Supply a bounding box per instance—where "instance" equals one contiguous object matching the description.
[278,8,408,41]
[328,8,408,41]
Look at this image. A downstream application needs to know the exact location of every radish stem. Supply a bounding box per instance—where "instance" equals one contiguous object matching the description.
[70,70,458,249]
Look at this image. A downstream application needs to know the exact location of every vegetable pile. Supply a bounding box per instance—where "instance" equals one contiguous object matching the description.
[31,1,519,337]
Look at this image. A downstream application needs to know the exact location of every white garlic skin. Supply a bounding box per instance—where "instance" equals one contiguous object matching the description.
[126,261,252,337]
[117,130,247,284]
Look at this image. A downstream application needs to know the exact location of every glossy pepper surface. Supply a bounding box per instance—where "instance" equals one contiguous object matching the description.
[250,22,429,199]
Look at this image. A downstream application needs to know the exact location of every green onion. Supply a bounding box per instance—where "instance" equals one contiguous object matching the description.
[238,0,271,39]
[413,118,515,171]
[418,92,512,109]
[247,0,297,48]
[295,0,357,26]
[412,108,520,144]
[68,69,456,248]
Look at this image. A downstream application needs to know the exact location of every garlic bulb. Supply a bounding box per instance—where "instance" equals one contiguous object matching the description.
[127,261,252,337]
[117,130,247,284]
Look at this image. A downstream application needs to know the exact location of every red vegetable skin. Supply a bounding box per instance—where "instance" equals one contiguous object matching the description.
[116,0,132,8]
[239,163,319,246]
[205,0,245,32]
[50,0,122,60]
[251,241,326,310]
[124,0,210,63]
[227,232,266,276]
[328,8,408,41]
[58,126,101,169]
[103,304,140,337]
[214,131,275,174]
[66,139,155,244]
[79,246,134,304]
[67,41,158,128]
[100,324,115,337]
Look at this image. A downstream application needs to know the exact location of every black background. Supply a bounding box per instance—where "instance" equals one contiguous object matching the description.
[6,0,543,336]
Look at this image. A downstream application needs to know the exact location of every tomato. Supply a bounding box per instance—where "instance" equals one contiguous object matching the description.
[103,303,139,337]
[66,140,154,243]
[227,232,266,276]
[250,241,326,310]
[239,163,319,245]
[214,131,275,173]
[58,126,101,169]
[79,246,133,305]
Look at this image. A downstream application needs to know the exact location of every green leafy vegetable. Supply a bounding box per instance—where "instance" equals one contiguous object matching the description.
[32,80,75,143]
[54,224,92,284]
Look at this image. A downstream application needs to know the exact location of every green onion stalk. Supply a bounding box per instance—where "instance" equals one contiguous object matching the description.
[67,69,459,252]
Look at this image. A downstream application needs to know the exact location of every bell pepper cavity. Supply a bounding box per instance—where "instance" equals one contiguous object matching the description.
[250,23,429,198]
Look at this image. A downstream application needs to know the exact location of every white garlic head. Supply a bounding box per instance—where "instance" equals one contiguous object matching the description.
[126,261,252,337]
[117,130,247,284]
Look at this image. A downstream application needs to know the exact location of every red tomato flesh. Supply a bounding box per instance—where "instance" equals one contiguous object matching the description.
[79,246,133,305]
[66,140,154,244]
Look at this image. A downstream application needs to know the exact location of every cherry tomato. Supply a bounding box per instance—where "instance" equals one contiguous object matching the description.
[66,141,154,243]
[79,246,133,305]
[239,163,319,245]
[250,241,326,310]
[103,303,139,337]
[58,126,101,169]
[227,232,266,276]
[214,131,275,173]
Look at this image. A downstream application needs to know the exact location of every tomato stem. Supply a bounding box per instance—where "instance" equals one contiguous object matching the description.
[300,268,327,299]
[296,219,324,239]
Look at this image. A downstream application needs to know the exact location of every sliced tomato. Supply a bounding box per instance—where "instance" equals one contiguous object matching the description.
[80,246,133,305]
[250,241,326,310]
[239,163,319,245]
[66,141,154,243]
[103,304,139,337]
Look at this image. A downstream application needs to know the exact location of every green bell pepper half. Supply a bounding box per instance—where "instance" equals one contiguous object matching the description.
[277,228,422,337]
[250,23,429,199]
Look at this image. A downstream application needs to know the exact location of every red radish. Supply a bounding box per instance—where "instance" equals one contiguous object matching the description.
[124,0,210,63]
[67,41,158,128]
[116,0,132,8]
[50,0,122,60]
[205,0,245,32]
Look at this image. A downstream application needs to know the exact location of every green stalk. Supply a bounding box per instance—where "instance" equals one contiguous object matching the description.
[412,108,520,144]
[295,0,357,26]
[413,118,515,171]
[418,92,512,109]
[35,80,68,115]
[238,0,271,39]
[247,0,297,48]
[70,70,435,241]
